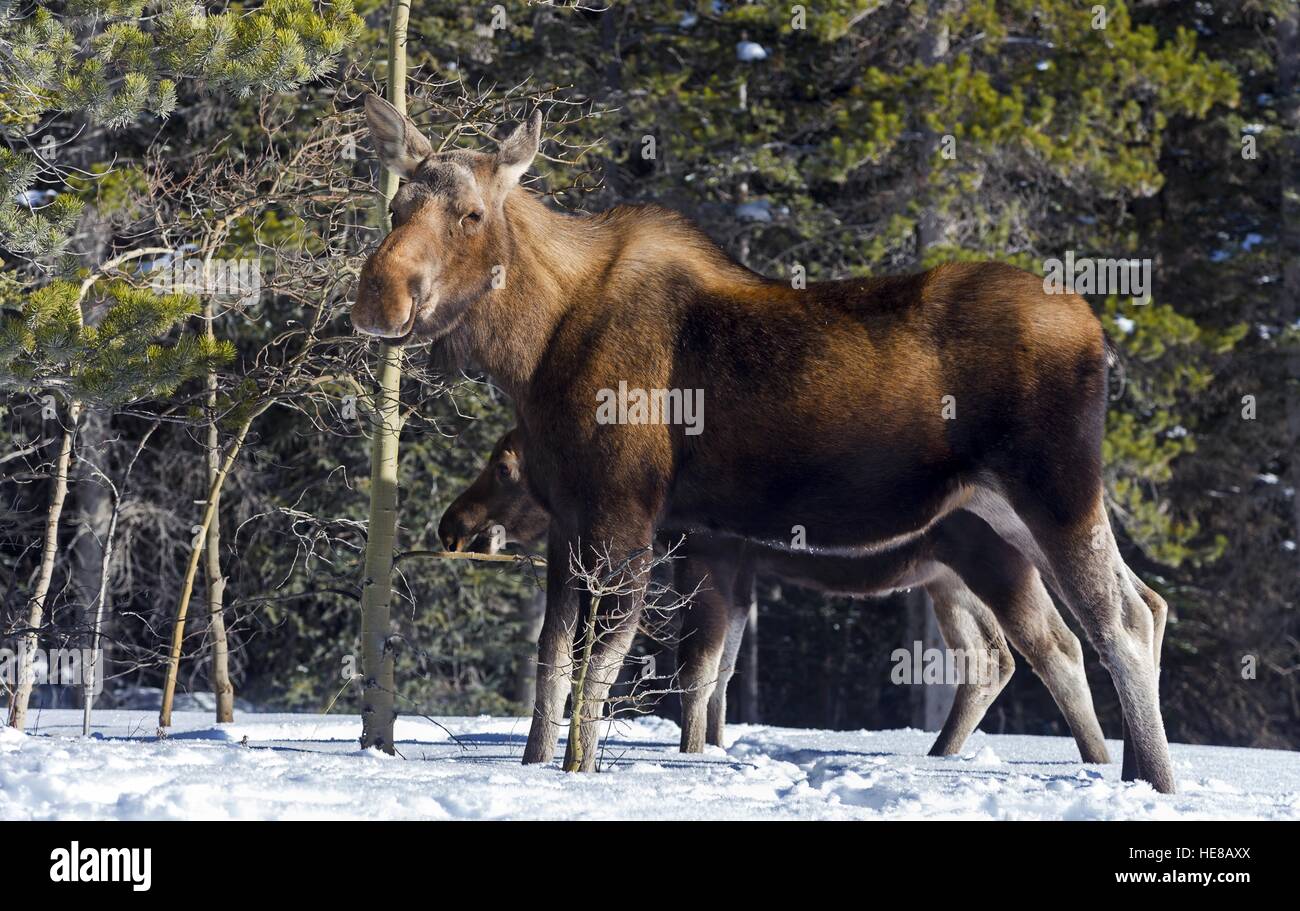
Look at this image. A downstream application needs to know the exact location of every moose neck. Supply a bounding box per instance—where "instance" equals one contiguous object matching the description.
[448,188,769,401]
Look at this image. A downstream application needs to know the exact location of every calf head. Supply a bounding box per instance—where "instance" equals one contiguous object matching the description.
[439,428,549,554]
[352,95,542,342]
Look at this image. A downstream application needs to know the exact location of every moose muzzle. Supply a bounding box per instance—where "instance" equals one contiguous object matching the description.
[352,236,435,339]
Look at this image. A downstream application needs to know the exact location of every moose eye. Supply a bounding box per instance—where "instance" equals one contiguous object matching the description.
[495,462,513,481]
[460,209,483,228]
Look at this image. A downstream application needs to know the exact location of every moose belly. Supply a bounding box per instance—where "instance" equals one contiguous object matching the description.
[666,433,970,555]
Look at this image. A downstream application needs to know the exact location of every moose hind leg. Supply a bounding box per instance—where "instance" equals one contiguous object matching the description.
[676,549,734,753]
[706,588,751,748]
[1016,493,1176,793]
[1121,569,1169,780]
[998,573,1111,764]
[936,512,1112,766]
[925,570,1015,757]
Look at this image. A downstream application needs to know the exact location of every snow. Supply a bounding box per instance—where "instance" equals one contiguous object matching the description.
[1,710,1296,821]
[734,200,774,222]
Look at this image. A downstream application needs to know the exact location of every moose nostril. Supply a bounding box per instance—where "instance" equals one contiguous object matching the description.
[439,524,465,552]
[408,275,430,307]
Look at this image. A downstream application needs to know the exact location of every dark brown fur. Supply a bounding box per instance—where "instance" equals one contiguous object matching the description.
[441,430,1111,764]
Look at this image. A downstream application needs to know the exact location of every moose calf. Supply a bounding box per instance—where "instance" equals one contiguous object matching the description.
[440,429,1111,765]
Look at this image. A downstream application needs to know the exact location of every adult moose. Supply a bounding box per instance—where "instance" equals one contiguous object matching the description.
[352,97,1175,791]
[439,429,1112,764]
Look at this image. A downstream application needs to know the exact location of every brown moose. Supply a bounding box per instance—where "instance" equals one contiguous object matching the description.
[353,98,1175,791]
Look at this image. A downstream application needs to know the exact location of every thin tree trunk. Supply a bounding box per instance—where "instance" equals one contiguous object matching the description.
[204,302,235,723]
[82,473,116,736]
[564,595,600,773]
[358,0,410,754]
[71,410,111,712]
[739,587,760,723]
[70,165,116,716]
[159,412,261,728]
[81,422,158,736]
[513,589,547,709]
[7,401,81,730]
[358,346,401,751]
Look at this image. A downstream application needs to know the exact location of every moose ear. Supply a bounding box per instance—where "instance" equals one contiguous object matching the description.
[364,94,433,179]
[496,111,542,185]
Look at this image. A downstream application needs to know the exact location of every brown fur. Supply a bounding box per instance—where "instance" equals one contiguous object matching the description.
[356,99,1173,789]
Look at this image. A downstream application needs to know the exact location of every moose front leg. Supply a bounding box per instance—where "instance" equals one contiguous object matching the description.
[522,523,582,765]
[561,518,655,773]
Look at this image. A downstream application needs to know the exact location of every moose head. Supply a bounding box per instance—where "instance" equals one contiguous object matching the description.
[352,96,542,342]
[438,428,549,555]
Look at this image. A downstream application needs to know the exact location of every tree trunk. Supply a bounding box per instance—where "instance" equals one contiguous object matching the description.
[513,589,547,709]
[205,303,235,723]
[69,196,116,714]
[357,0,410,754]
[738,578,760,723]
[359,347,401,751]
[7,401,81,730]
[71,409,112,713]
[159,414,260,728]
[563,595,600,772]
[915,1,956,256]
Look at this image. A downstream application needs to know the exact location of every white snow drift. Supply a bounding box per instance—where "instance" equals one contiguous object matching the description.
[1,710,1296,821]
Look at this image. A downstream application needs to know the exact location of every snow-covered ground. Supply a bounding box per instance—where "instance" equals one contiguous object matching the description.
[2,710,1297,821]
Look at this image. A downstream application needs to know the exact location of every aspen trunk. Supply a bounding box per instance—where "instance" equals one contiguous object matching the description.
[159,415,258,728]
[82,474,117,736]
[204,303,235,724]
[71,409,111,713]
[7,400,81,730]
[357,0,410,753]
[358,345,401,752]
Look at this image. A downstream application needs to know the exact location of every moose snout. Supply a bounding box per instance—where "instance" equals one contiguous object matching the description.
[438,507,481,553]
[352,247,431,339]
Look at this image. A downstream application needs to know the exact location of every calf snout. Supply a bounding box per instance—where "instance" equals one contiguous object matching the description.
[438,501,489,553]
